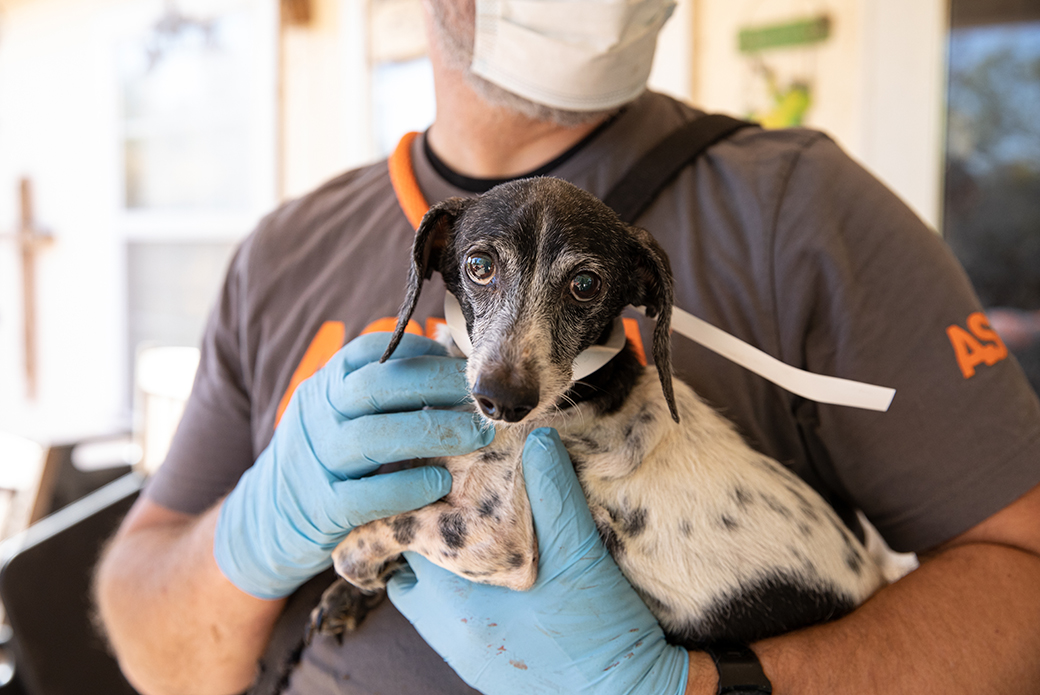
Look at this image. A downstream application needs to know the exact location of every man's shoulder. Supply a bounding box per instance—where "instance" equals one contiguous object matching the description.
[238,158,401,275]
[635,92,855,194]
[261,160,395,241]
[639,90,835,154]
[715,121,842,177]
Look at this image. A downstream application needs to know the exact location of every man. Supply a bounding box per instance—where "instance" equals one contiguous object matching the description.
[94,1,1040,693]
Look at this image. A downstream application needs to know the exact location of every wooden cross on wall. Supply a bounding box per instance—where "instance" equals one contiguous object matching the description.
[3,178,53,400]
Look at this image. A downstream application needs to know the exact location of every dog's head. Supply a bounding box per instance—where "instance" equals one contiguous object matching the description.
[382,177,678,424]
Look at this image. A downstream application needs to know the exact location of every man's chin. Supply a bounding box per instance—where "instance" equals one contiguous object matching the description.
[463,71,616,128]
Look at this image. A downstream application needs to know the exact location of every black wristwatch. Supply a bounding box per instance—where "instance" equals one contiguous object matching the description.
[702,644,772,695]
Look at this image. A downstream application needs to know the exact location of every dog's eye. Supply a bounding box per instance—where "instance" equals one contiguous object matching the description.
[466,253,495,285]
[570,272,601,302]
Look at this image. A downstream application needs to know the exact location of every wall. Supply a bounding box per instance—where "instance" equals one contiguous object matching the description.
[857,0,948,227]
[0,0,276,443]
[649,0,696,104]
[693,0,947,227]
[0,0,131,441]
[280,0,372,198]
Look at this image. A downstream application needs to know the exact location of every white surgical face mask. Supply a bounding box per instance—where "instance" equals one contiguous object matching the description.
[471,0,676,112]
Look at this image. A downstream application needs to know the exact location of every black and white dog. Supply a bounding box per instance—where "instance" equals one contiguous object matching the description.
[316,177,883,649]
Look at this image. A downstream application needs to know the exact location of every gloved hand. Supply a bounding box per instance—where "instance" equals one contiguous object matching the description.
[214,332,494,600]
[388,428,690,695]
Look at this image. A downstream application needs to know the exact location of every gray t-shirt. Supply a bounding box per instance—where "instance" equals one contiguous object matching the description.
[146,91,1040,693]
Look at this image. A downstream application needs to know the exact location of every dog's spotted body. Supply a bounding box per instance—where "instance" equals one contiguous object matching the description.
[318,177,883,649]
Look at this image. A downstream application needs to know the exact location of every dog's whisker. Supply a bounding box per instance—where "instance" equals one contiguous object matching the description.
[557,393,587,429]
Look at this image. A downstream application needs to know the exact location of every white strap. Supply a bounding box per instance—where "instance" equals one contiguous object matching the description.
[664,306,896,412]
[446,291,895,412]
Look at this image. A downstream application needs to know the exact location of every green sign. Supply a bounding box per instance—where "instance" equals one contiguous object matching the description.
[739,16,831,53]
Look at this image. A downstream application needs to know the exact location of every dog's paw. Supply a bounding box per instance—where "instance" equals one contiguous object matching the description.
[331,534,403,592]
[306,579,386,643]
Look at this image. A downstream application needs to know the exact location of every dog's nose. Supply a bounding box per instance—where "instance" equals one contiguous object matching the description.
[472,373,539,423]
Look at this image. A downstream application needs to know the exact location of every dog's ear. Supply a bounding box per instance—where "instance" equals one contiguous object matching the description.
[627,225,679,423]
[381,197,471,362]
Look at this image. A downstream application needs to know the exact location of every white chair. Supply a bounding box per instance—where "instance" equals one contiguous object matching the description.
[0,433,46,547]
[133,345,200,476]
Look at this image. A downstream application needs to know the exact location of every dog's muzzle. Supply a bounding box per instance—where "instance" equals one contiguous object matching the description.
[444,291,626,383]
[471,367,541,423]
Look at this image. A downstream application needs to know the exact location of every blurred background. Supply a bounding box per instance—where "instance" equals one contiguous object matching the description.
[3,0,1037,448]
[0,0,1035,691]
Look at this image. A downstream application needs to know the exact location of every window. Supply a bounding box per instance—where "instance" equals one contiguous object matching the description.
[943,0,1040,392]
[116,0,277,399]
[369,0,435,158]
[118,1,275,213]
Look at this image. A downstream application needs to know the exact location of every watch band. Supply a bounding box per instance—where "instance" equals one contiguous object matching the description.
[702,644,773,695]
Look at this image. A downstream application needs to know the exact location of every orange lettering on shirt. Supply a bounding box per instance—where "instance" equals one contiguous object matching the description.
[967,312,1009,363]
[946,312,1009,379]
[274,321,346,429]
[623,318,647,366]
[275,318,424,429]
[360,317,422,337]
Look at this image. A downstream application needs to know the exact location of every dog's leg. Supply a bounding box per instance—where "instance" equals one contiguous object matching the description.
[330,442,538,592]
[331,491,538,593]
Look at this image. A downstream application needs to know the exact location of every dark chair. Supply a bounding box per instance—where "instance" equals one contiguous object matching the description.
[0,473,144,695]
[29,438,134,524]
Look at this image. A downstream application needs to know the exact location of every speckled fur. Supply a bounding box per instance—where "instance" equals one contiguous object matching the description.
[321,177,884,647]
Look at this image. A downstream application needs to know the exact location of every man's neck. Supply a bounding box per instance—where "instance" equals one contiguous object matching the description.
[426,64,608,180]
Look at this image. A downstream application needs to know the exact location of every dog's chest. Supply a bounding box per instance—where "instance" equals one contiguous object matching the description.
[441,369,884,647]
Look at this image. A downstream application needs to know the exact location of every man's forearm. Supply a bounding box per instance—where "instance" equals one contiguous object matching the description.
[95,500,286,695]
[682,541,1040,694]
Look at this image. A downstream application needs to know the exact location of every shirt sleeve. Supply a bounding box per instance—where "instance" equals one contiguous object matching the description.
[771,133,1040,553]
[143,234,258,515]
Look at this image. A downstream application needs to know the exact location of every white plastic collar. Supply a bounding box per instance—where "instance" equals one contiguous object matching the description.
[443,291,626,382]
[443,292,896,411]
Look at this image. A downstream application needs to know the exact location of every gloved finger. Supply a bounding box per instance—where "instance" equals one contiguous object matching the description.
[337,331,449,373]
[387,551,466,605]
[386,551,423,607]
[323,409,494,478]
[333,467,453,528]
[333,355,472,419]
[386,558,418,598]
[522,428,602,572]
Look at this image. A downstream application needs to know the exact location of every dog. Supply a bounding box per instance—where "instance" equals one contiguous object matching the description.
[312,176,884,649]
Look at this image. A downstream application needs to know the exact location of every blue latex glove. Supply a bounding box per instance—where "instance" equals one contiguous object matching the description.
[387,428,690,695]
[214,332,494,600]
